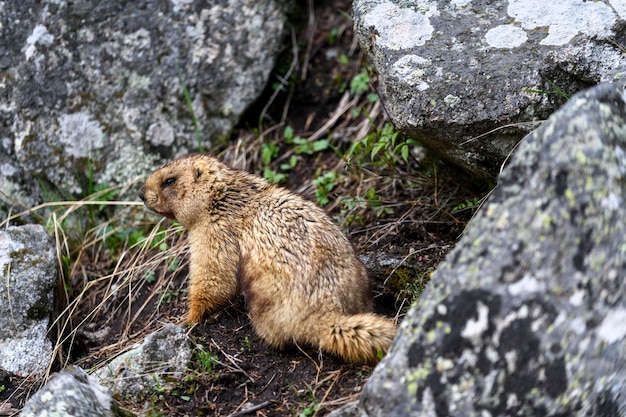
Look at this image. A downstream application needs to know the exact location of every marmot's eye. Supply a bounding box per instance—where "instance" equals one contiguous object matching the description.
[162,177,176,188]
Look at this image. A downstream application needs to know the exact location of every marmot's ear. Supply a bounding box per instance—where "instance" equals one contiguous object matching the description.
[193,159,211,181]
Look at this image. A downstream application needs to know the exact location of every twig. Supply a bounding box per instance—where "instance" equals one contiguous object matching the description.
[313,370,341,417]
[259,25,299,126]
[306,91,359,143]
[211,338,255,383]
[226,401,270,417]
[459,121,540,146]
[300,0,316,81]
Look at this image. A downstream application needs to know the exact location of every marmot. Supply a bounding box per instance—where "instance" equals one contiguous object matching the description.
[139,154,396,363]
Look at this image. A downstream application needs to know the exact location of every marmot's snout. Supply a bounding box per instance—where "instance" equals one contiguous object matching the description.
[138,186,146,203]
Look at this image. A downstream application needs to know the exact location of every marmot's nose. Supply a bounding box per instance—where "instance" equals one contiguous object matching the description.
[139,186,146,202]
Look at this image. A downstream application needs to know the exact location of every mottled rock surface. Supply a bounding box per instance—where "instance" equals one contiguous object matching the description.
[353,0,626,180]
[0,225,56,377]
[95,323,192,401]
[330,83,626,416]
[20,366,120,417]
[0,0,287,212]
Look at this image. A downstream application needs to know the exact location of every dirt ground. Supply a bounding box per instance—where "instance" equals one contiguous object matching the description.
[0,1,485,416]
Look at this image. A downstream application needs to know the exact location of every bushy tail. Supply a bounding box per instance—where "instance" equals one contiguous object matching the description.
[319,313,396,364]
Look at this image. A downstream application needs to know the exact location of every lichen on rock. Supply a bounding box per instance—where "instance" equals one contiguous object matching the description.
[0,225,56,377]
[353,0,626,180]
[330,83,626,417]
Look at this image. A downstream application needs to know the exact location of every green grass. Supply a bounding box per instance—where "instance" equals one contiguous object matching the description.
[524,79,570,100]
[194,345,220,374]
[178,70,203,153]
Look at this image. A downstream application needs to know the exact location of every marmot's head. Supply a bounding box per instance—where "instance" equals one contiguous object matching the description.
[139,154,227,227]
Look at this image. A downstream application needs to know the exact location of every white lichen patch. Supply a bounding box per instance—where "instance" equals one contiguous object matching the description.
[508,273,544,296]
[450,0,472,7]
[597,308,626,344]
[170,0,194,13]
[485,24,528,49]
[391,55,432,90]
[362,1,436,50]
[23,24,54,60]
[0,320,53,376]
[600,192,620,210]
[0,232,18,279]
[569,317,586,335]
[508,0,617,46]
[461,301,489,343]
[504,350,518,373]
[58,112,104,158]
[147,120,175,147]
[444,94,461,108]
[568,289,585,307]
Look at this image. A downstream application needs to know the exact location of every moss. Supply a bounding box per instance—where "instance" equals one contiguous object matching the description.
[27,301,49,320]
[9,247,34,259]
[9,247,49,271]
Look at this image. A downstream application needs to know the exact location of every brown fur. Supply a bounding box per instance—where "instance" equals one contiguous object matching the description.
[139,154,396,363]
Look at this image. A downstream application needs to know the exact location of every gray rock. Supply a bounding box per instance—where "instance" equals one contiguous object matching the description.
[95,323,192,402]
[0,0,287,211]
[353,0,626,181]
[0,225,55,377]
[20,366,119,417]
[332,83,626,416]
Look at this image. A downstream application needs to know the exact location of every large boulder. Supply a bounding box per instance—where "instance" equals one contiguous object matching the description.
[330,83,626,416]
[353,0,626,181]
[0,0,288,212]
[0,225,56,377]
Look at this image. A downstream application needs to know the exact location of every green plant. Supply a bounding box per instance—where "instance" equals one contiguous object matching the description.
[261,141,280,165]
[143,270,157,284]
[295,386,321,417]
[263,168,288,184]
[156,288,178,304]
[284,126,330,155]
[298,401,320,417]
[314,171,340,206]
[349,69,370,95]
[155,283,180,307]
[146,382,168,417]
[346,122,421,174]
[452,197,482,214]
[369,123,414,164]
[260,126,334,185]
[178,70,203,153]
[327,27,339,46]
[393,267,433,304]
[166,256,181,272]
[337,195,368,226]
[261,142,288,184]
[364,187,394,218]
[195,345,219,374]
[524,79,570,100]
[338,186,393,226]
